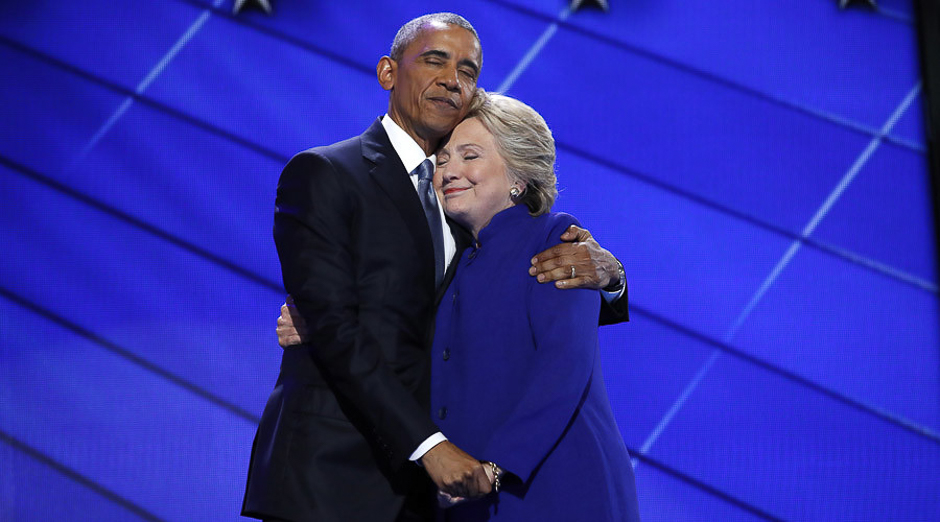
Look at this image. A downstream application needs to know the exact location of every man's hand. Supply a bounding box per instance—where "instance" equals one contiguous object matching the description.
[436,460,498,507]
[276,296,308,348]
[421,441,492,499]
[529,224,621,290]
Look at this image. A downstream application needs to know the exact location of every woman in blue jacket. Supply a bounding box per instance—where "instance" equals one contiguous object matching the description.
[430,92,640,521]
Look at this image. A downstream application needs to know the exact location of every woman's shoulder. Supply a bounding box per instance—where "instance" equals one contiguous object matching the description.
[533,211,582,244]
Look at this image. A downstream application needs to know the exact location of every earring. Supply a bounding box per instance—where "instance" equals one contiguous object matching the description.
[510,187,521,197]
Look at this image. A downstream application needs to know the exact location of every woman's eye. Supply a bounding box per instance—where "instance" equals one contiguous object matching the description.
[463,155,478,161]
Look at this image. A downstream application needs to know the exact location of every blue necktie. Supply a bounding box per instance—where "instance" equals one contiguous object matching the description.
[414,159,445,286]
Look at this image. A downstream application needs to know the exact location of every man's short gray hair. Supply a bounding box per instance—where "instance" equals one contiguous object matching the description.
[468,91,557,216]
[389,13,482,64]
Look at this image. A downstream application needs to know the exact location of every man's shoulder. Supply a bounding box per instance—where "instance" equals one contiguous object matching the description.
[295,119,388,165]
[299,134,363,162]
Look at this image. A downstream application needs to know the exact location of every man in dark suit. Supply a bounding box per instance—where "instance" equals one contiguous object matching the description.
[242,13,627,522]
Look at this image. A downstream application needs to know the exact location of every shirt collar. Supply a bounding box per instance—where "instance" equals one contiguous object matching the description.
[381,114,436,174]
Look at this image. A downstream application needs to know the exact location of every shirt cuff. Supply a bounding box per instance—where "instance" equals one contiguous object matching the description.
[601,261,625,304]
[409,432,448,462]
[601,280,625,304]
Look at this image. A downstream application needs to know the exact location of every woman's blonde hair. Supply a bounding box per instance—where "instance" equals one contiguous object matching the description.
[465,90,557,215]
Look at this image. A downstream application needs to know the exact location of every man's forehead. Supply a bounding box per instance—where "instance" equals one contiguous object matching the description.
[410,23,480,57]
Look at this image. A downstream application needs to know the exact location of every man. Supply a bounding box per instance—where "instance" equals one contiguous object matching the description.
[242,13,627,522]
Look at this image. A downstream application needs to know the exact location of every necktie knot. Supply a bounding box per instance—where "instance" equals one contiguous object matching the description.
[415,158,434,183]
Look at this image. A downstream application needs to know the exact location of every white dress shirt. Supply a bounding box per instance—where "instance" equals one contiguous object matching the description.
[381,115,457,273]
[381,115,451,462]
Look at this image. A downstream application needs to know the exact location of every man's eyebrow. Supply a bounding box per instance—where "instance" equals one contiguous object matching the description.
[420,49,450,60]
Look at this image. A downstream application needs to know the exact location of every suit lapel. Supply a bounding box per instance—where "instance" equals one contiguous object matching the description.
[435,218,473,306]
[361,119,436,288]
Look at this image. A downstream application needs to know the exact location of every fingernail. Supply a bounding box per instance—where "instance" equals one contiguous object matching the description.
[537,274,545,282]
[531,257,538,264]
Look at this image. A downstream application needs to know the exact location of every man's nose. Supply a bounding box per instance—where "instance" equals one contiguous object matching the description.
[438,66,460,91]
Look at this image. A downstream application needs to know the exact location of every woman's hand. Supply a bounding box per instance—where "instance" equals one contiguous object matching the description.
[276,296,308,347]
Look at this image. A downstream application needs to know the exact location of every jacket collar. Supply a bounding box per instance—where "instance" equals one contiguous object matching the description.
[361,118,437,292]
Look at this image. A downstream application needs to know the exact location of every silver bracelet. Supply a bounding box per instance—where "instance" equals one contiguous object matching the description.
[489,461,502,493]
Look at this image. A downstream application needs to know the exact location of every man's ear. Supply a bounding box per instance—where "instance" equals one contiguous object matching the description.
[377,56,396,91]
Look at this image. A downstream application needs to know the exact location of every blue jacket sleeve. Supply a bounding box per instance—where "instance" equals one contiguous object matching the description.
[480,215,601,483]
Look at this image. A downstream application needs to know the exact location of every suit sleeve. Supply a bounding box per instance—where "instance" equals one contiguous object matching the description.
[599,278,629,326]
[274,151,438,469]
[480,216,601,483]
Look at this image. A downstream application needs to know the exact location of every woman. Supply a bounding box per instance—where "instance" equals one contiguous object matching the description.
[430,92,640,521]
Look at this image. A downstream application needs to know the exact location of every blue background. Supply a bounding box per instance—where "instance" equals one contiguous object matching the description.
[1,1,938,520]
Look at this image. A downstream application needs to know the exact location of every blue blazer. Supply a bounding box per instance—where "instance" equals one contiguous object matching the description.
[431,205,640,521]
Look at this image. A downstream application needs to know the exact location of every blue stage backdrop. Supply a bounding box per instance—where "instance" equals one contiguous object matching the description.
[1,1,938,520]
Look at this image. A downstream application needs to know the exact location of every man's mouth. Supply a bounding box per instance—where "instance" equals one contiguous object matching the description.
[428,96,458,110]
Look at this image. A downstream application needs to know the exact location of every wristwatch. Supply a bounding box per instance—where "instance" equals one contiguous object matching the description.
[603,261,625,293]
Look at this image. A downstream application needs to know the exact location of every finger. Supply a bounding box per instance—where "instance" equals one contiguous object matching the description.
[530,242,571,266]
[279,305,294,325]
[533,259,582,282]
[558,224,579,241]
[474,470,493,497]
[532,249,583,273]
[277,332,299,348]
[561,224,593,242]
[559,224,592,242]
[532,243,592,269]
[483,464,495,484]
[536,262,599,284]
[555,276,589,289]
[446,481,467,500]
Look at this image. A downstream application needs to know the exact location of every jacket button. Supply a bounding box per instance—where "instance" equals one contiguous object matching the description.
[438,407,447,420]
[442,349,450,361]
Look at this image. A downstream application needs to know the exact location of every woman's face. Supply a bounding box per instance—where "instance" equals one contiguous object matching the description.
[434,117,517,237]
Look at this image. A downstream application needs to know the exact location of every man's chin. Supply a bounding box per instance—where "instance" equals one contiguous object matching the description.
[431,116,462,133]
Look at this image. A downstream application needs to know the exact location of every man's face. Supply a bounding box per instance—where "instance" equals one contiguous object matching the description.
[381,22,482,146]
